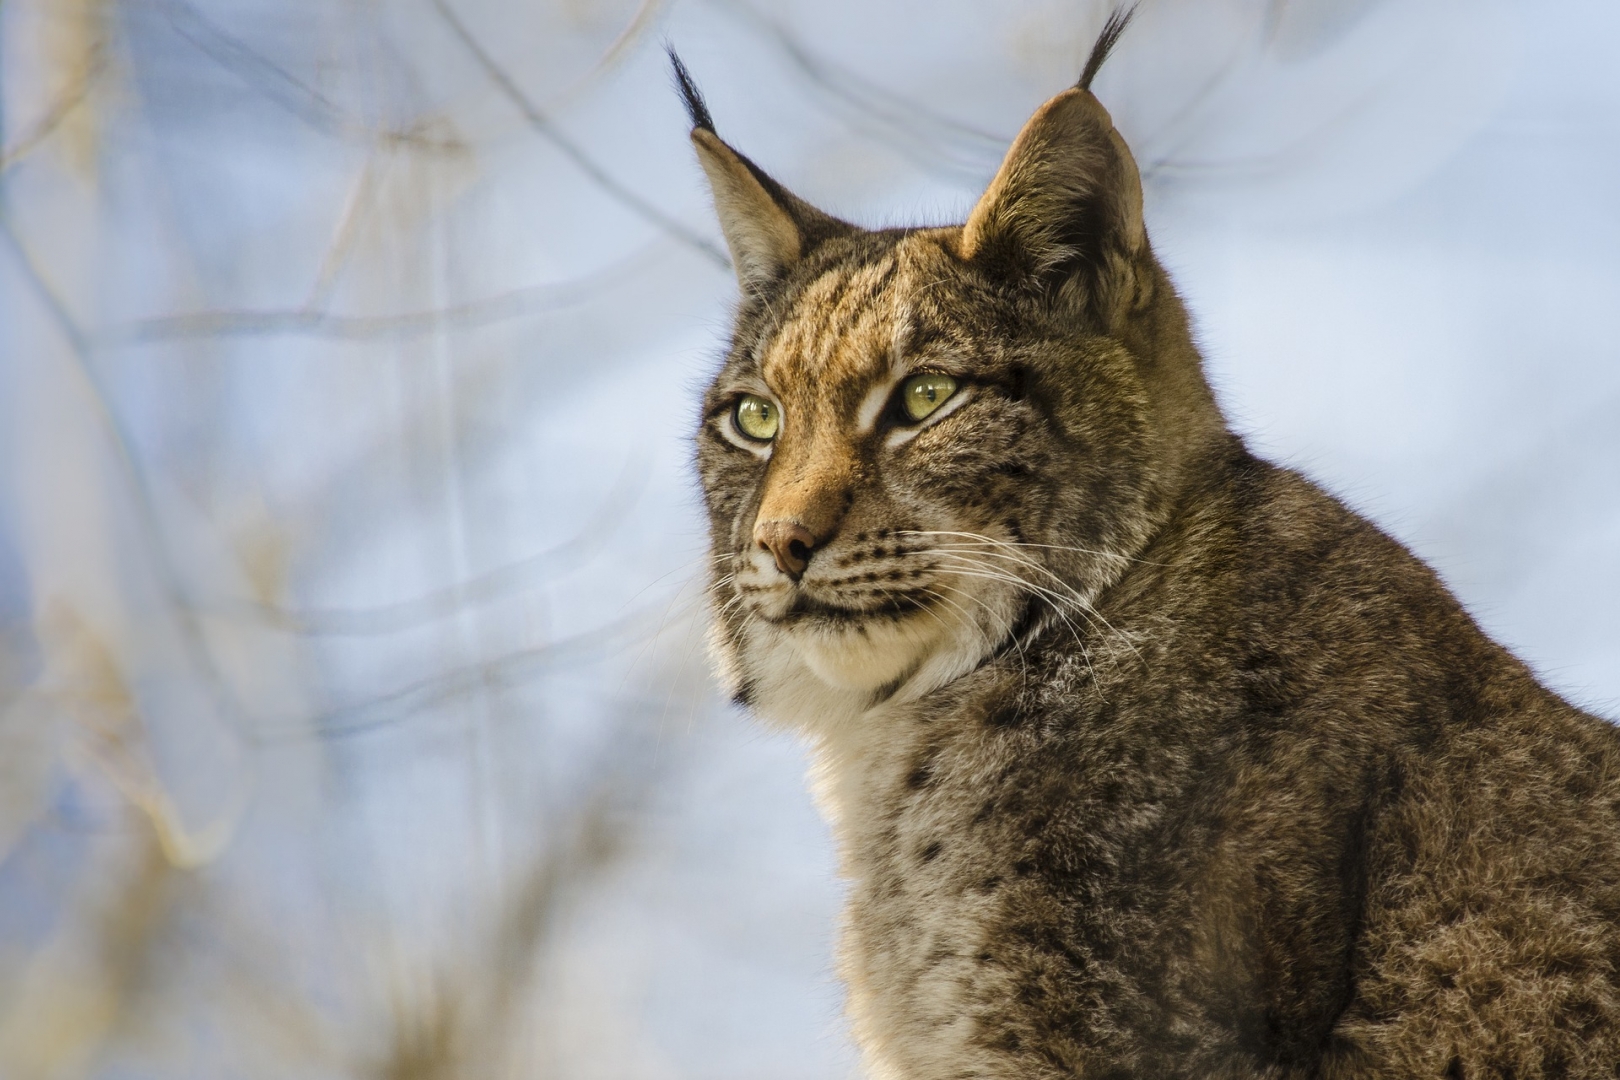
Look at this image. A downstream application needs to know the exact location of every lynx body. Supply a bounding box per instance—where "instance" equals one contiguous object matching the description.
[678,18,1620,1078]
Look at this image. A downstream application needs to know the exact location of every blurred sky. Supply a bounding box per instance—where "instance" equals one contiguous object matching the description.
[0,1,1616,1077]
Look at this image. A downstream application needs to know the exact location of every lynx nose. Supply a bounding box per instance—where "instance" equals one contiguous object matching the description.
[755,519,817,581]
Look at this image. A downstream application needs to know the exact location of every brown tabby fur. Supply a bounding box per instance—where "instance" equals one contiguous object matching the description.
[674,15,1620,1078]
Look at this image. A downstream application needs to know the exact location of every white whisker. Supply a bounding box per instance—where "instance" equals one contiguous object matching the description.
[925,559,1100,686]
[911,531,1148,670]
[900,529,1167,568]
[937,547,1144,669]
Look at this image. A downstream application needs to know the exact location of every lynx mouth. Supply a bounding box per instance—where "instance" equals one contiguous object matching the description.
[771,590,934,626]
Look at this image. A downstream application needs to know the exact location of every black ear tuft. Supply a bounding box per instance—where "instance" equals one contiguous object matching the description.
[667,47,716,134]
[1077,5,1137,92]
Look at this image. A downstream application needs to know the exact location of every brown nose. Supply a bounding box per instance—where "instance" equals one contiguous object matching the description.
[754,519,817,580]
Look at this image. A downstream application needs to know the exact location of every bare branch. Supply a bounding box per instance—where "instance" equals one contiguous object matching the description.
[102,244,654,343]
[710,0,1008,184]
[0,213,255,742]
[253,609,651,743]
[205,452,650,637]
[0,48,104,172]
[302,155,381,312]
[543,0,669,112]
[429,0,732,269]
[162,0,467,153]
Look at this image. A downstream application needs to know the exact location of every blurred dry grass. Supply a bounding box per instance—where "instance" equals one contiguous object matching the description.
[1,3,718,1074]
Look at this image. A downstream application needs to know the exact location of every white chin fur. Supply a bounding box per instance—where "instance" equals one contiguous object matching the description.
[795,611,948,693]
[723,574,1020,733]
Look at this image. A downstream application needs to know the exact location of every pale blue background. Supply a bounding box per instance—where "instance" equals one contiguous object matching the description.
[0,0,1615,1075]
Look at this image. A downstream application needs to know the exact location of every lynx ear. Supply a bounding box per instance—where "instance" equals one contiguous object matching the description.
[960,10,1145,322]
[670,50,845,294]
[690,128,804,292]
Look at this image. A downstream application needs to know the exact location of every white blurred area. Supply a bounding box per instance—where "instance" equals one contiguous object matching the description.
[0,0,1614,1075]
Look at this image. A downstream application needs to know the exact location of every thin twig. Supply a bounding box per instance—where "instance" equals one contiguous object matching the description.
[103,244,653,344]
[0,50,104,171]
[162,0,464,153]
[541,0,668,111]
[709,0,1007,184]
[210,451,650,636]
[257,609,650,743]
[430,0,730,269]
[0,210,255,748]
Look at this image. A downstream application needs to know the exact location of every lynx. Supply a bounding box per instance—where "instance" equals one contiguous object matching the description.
[676,12,1620,1078]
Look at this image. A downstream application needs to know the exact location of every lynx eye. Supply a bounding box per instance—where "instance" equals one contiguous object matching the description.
[901,373,958,422]
[733,394,779,441]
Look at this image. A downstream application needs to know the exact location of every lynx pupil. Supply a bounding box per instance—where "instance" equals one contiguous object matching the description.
[902,373,957,421]
[734,395,778,441]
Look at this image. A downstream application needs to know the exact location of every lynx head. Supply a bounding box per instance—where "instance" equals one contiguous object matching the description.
[680,13,1227,727]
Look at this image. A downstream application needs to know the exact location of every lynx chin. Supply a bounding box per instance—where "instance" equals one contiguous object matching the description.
[675,11,1620,1078]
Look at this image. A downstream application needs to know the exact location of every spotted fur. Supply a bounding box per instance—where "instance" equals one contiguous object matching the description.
[677,19,1620,1079]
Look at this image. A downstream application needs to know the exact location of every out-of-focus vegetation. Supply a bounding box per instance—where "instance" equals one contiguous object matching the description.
[0,1,1615,1077]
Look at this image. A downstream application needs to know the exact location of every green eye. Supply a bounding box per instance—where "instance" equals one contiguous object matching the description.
[733,394,779,441]
[901,373,958,422]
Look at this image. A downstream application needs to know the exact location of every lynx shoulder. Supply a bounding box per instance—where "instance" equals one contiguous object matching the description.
[675,14,1620,1078]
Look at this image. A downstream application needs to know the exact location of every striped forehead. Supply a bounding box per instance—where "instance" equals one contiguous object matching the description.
[761,252,906,414]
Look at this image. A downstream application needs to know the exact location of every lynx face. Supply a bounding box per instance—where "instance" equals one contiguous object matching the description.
[697,232,1158,710]
[679,51,1215,723]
